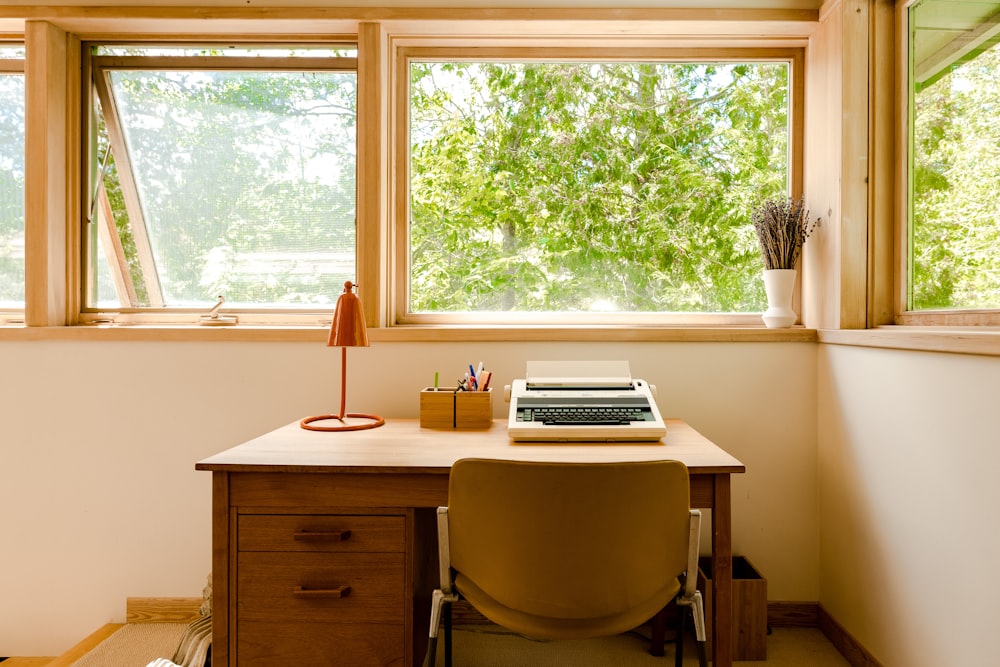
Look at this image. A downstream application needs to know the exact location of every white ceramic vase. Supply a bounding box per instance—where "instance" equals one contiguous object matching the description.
[762,269,797,328]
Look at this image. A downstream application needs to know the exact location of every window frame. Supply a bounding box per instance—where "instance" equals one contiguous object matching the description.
[391,43,806,327]
[79,43,361,326]
[12,12,824,340]
[894,0,1000,327]
[0,48,25,323]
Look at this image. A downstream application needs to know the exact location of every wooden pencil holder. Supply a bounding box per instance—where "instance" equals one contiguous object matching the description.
[419,388,493,429]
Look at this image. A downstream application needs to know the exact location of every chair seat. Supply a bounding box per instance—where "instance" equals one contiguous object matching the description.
[455,573,681,640]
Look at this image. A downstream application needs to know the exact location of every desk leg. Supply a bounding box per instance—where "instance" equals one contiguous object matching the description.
[711,474,733,667]
[211,472,230,667]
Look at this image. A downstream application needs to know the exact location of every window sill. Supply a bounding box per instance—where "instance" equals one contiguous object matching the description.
[0,323,817,343]
[818,326,1000,357]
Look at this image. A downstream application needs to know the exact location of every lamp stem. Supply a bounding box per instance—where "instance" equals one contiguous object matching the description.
[338,345,348,420]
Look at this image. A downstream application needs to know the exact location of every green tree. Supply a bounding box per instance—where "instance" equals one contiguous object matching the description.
[409,61,789,313]
[98,64,357,307]
[0,73,25,305]
[912,45,1000,310]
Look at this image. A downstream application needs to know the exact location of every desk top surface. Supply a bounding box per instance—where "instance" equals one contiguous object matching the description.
[197,418,745,475]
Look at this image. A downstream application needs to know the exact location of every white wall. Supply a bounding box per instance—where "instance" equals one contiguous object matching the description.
[818,345,1000,667]
[0,338,817,656]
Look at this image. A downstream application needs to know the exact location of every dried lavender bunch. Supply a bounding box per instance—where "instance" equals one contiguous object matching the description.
[751,197,821,270]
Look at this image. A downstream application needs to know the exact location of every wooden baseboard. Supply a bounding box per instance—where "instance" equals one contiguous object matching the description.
[46,623,124,667]
[450,599,489,625]
[125,597,203,624]
[768,601,819,627]
[818,605,883,667]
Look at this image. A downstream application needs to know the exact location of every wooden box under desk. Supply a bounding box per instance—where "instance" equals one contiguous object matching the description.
[197,418,746,667]
[700,556,768,661]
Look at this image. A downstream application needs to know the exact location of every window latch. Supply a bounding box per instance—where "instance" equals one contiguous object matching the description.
[199,295,238,326]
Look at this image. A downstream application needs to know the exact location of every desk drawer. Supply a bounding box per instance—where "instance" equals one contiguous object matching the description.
[237,551,405,624]
[238,619,405,666]
[238,514,405,553]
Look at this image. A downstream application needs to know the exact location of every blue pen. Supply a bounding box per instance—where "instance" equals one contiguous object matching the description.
[468,365,478,391]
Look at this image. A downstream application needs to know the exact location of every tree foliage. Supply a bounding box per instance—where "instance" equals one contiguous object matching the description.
[911,45,1000,310]
[92,54,794,314]
[0,73,24,306]
[98,65,357,307]
[409,61,790,313]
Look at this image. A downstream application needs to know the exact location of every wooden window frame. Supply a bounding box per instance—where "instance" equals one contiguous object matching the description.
[390,42,806,327]
[80,48,361,325]
[0,48,24,322]
[10,8,829,343]
[892,0,1000,327]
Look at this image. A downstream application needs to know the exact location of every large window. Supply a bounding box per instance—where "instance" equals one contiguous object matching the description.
[0,47,24,320]
[908,0,1000,317]
[400,49,801,323]
[85,45,358,322]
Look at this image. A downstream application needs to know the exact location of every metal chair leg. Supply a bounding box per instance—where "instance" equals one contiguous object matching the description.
[695,634,708,667]
[675,603,686,667]
[424,589,458,667]
[422,636,437,667]
[649,605,668,656]
[443,600,453,667]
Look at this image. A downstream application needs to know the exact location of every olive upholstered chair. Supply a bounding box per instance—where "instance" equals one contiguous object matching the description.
[422,458,708,667]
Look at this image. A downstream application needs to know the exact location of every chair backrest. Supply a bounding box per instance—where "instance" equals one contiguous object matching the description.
[447,458,690,631]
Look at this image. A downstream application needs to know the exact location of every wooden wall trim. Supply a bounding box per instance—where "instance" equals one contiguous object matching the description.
[125,597,203,623]
[869,0,895,326]
[803,0,840,329]
[839,0,872,329]
[45,624,124,667]
[819,325,1000,357]
[24,21,72,326]
[819,605,884,667]
[358,21,385,328]
[767,601,819,627]
[803,0,871,330]
[0,6,820,24]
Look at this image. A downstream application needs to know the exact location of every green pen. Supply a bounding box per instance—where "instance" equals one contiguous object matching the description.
[434,371,439,389]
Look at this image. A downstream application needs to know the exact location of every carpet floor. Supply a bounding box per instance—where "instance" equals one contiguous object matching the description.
[63,621,851,666]
[437,624,851,666]
[68,624,186,667]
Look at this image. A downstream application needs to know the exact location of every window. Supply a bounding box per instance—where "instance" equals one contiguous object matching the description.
[0,46,24,321]
[84,45,358,323]
[907,0,1000,319]
[398,48,802,324]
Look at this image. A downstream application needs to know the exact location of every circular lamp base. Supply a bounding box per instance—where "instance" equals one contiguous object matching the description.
[300,413,386,432]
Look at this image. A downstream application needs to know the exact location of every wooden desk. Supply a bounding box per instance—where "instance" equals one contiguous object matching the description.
[197,418,745,666]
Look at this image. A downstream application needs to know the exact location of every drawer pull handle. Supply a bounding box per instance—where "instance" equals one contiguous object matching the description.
[292,585,352,599]
[293,529,352,542]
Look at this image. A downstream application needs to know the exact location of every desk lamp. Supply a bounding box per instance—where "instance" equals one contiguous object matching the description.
[300,281,385,432]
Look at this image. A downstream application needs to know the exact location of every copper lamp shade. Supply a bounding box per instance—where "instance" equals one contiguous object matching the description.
[327,281,369,348]
[300,281,385,432]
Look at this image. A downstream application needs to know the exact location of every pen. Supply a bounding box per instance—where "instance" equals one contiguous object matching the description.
[434,371,439,389]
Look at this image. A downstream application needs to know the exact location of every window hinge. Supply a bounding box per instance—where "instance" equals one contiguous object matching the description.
[199,295,238,326]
